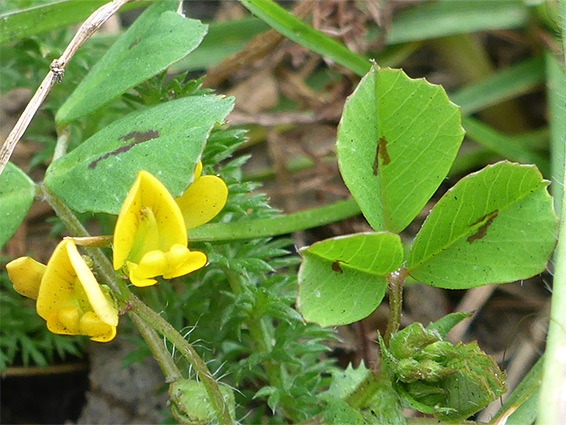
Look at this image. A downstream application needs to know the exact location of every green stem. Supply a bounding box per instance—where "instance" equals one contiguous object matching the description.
[129,311,182,383]
[41,184,233,425]
[538,3,566,422]
[384,268,408,347]
[124,291,234,425]
[53,125,70,160]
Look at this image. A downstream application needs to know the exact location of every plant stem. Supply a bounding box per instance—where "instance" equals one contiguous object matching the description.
[129,312,182,383]
[124,291,234,425]
[538,111,566,423]
[384,268,408,347]
[41,184,233,425]
[538,3,566,421]
[53,125,70,160]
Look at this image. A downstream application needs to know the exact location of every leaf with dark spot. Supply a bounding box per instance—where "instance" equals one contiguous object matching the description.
[467,210,498,243]
[88,129,160,169]
[332,260,344,274]
[128,38,141,50]
[378,137,390,166]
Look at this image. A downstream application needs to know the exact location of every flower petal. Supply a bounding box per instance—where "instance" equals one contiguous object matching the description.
[66,241,118,327]
[6,256,46,300]
[80,311,117,342]
[114,171,187,270]
[163,244,207,279]
[36,240,80,321]
[194,161,203,180]
[46,309,79,335]
[176,175,228,230]
[36,240,118,327]
[127,250,168,287]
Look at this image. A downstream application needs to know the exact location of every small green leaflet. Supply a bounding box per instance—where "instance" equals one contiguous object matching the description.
[46,95,234,214]
[297,232,403,327]
[337,65,464,233]
[407,161,558,289]
[0,163,35,249]
[56,0,207,124]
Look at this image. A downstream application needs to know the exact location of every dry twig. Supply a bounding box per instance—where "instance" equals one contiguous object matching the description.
[0,0,135,176]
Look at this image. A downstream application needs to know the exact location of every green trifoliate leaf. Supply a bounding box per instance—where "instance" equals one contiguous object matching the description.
[169,379,235,424]
[297,232,403,327]
[56,1,207,123]
[337,64,464,233]
[0,163,35,249]
[407,161,558,289]
[46,95,233,214]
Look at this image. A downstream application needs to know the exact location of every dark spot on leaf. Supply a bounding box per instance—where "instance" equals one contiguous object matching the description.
[88,129,160,169]
[378,136,390,165]
[332,260,345,274]
[372,137,390,176]
[467,210,499,243]
[128,38,141,50]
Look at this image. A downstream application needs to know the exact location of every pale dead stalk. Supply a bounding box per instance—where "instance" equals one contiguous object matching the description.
[0,0,135,176]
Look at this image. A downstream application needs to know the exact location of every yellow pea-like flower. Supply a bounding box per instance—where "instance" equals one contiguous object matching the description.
[6,240,119,342]
[113,170,214,287]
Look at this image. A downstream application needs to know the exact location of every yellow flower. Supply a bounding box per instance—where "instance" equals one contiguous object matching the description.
[113,170,214,287]
[6,240,118,342]
[175,162,228,230]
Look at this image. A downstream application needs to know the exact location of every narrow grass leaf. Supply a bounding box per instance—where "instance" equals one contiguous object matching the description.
[545,51,566,215]
[238,0,371,76]
[387,0,528,45]
[451,56,545,116]
[188,199,360,241]
[0,1,149,44]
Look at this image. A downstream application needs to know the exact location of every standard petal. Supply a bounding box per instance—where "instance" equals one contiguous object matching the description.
[176,175,228,230]
[36,240,80,321]
[113,171,187,270]
[113,173,143,270]
[6,256,46,300]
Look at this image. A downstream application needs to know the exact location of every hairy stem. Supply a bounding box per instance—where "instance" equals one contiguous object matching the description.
[125,291,234,425]
[384,268,408,347]
[129,312,182,383]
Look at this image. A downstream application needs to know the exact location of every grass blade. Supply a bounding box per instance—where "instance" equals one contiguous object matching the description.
[188,199,360,241]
